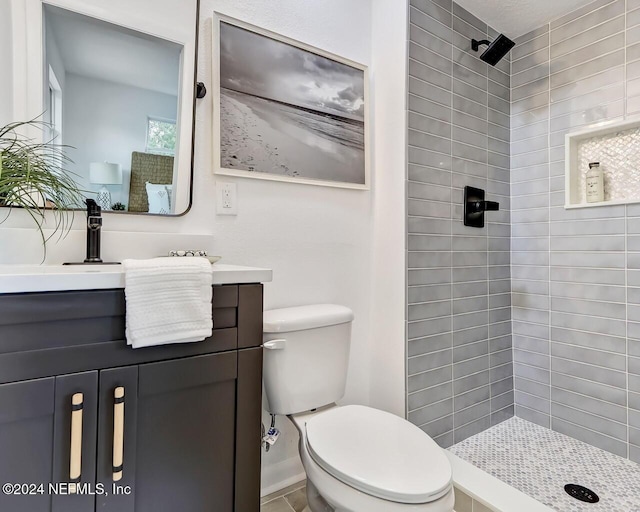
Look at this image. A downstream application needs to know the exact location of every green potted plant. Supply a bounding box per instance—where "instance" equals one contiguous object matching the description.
[0,120,84,250]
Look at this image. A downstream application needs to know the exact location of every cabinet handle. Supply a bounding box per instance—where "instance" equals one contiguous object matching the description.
[113,387,125,482]
[69,392,83,492]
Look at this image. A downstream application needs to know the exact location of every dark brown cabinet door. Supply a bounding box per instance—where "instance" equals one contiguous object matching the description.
[96,366,139,512]
[134,352,238,512]
[0,377,56,512]
[51,371,99,512]
[0,372,98,512]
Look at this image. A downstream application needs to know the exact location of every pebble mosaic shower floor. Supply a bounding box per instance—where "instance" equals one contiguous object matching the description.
[449,417,640,511]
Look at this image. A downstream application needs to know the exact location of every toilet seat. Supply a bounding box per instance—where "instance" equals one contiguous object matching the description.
[304,405,452,504]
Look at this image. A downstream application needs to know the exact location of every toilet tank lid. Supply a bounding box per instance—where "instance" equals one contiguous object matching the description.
[263,304,354,333]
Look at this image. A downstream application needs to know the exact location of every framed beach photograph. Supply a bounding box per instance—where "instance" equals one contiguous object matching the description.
[212,14,369,189]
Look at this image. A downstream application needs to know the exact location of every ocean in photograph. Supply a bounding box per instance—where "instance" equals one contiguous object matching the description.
[220,87,365,184]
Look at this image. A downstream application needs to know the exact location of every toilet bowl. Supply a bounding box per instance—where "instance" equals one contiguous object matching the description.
[262,305,455,512]
[289,405,454,512]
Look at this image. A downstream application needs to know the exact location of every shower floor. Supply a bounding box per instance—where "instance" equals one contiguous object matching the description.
[449,417,640,512]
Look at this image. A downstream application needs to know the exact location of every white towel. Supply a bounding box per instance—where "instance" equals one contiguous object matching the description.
[122,257,213,349]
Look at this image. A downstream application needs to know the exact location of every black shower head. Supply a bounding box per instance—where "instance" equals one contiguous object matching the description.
[471,34,515,66]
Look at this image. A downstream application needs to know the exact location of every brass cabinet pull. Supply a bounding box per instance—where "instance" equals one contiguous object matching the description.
[112,387,125,481]
[69,392,84,492]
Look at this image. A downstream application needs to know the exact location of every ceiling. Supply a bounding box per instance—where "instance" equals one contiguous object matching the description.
[454,0,592,38]
[45,5,182,96]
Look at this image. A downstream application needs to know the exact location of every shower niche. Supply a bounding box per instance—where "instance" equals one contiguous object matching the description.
[565,117,640,209]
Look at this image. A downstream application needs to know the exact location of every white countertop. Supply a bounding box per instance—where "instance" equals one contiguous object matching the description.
[0,263,273,293]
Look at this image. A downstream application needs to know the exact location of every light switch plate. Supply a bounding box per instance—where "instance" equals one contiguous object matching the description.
[216,182,237,215]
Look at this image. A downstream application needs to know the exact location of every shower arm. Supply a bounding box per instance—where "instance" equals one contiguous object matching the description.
[471,39,491,52]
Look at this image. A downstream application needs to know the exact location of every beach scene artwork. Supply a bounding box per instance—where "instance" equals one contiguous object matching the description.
[217,20,367,187]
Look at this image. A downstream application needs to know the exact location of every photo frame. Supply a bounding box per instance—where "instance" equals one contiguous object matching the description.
[212,13,369,190]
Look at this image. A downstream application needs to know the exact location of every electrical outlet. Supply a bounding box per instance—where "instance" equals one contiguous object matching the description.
[216,182,237,215]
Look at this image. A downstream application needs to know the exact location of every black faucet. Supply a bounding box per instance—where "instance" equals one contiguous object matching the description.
[85,199,103,263]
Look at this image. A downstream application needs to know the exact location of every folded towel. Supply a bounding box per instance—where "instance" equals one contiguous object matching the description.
[122,257,213,349]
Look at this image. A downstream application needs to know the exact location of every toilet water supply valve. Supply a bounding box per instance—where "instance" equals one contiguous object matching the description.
[263,414,280,452]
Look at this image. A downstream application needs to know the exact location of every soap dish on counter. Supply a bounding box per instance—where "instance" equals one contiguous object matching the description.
[166,250,221,264]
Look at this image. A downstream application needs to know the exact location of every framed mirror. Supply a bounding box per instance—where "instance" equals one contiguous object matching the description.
[11,0,199,215]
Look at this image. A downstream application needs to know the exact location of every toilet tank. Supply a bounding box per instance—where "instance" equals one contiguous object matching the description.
[262,304,354,416]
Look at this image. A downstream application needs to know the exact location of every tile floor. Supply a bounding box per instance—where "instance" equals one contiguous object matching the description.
[261,481,308,512]
[449,417,640,512]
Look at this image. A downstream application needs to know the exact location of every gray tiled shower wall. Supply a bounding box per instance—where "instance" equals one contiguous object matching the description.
[406,0,513,447]
[511,0,640,463]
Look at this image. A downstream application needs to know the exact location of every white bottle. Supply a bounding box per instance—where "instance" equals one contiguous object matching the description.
[586,162,604,203]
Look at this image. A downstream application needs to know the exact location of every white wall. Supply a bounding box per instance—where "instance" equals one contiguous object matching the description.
[0,0,409,494]
[64,74,178,206]
[369,0,408,418]
[0,0,13,126]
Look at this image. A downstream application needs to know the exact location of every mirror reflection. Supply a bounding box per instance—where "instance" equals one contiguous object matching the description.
[43,5,187,214]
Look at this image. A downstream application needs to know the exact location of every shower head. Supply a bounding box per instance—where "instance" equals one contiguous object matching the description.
[471,34,515,66]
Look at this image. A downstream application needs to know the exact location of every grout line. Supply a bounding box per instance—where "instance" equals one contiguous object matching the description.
[624,0,632,460]
[548,22,553,436]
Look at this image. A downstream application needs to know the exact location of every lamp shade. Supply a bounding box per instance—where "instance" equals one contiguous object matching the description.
[89,162,122,185]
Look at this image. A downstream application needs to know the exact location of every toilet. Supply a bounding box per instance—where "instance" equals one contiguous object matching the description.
[263,304,455,512]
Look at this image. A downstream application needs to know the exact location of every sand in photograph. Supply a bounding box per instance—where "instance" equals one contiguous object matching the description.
[220,88,365,184]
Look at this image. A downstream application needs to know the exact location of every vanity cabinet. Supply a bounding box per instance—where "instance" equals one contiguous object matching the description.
[0,284,264,512]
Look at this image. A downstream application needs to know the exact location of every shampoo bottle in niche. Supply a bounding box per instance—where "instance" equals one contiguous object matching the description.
[586,162,604,203]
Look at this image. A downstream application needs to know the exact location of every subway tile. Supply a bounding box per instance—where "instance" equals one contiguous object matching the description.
[409,365,452,393]
[551,355,626,388]
[550,32,624,76]
[409,58,453,91]
[410,43,453,75]
[408,299,451,320]
[455,400,490,430]
[551,65,624,102]
[515,390,550,414]
[411,0,452,27]
[551,0,620,30]
[408,234,451,254]
[514,334,550,355]
[550,402,627,440]
[551,326,626,353]
[550,0,625,46]
[409,78,452,107]
[408,130,452,154]
[420,414,453,439]
[512,31,549,62]
[453,63,487,91]
[552,385,627,424]
[454,385,490,412]
[409,94,452,122]
[454,415,491,443]
[515,376,549,398]
[409,316,452,339]
[408,398,453,426]
[454,369,490,395]
[408,332,452,357]
[453,46,487,77]
[409,24,451,58]
[551,341,626,371]
[409,348,453,375]
[453,355,490,379]
[408,172,450,195]
[550,50,625,89]
[551,371,627,406]
[515,405,550,428]
[551,16,625,60]
[408,381,453,411]
[514,362,550,384]
[552,418,627,457]
[512,77,550,103]
[410,6,453,42]
[408,181,451,201]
